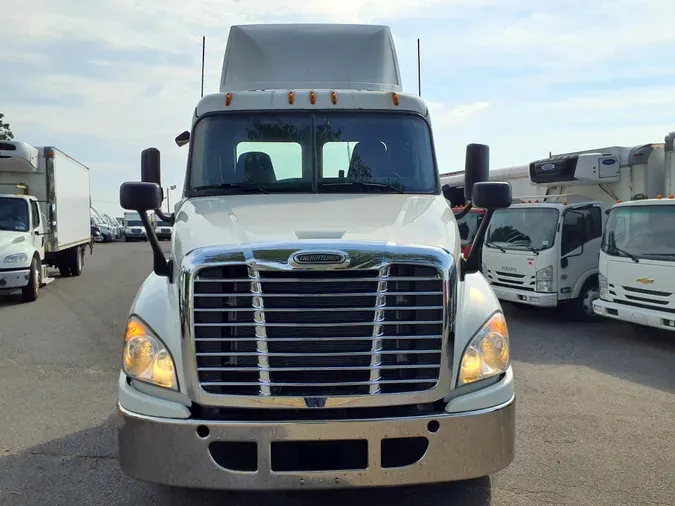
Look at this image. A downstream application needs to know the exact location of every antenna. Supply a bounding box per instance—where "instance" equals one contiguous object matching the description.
[417,38,422,97]
[201,36,206,98]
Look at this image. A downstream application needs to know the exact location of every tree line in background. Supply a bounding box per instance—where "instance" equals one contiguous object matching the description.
[0,113,14,141]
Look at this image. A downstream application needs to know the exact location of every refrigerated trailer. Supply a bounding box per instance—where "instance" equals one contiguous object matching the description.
[0,141,92,301]
[482,144,666,320]
[593,132,675,331]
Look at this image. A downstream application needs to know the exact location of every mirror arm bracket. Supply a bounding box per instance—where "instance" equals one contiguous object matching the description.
[139,211,172,280]
[461,207,495,280]
[154,209,175,226]
[454,202,474,220]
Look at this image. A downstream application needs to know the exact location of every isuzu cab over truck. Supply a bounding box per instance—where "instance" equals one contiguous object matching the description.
[0,141,91,302]
[116,24,515,490]
[593,131,675,331]
[481,144,665,320]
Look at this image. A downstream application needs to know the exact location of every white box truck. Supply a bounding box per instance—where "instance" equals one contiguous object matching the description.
[480,144,665,320]
[0,141,91,302]
[123,211,149,242]
[593,131,675,330]
[115,23,516,491]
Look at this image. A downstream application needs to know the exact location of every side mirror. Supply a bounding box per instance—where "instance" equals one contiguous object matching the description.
[120,182,163,211]
[464,143,490,202]
[471,182,512,210]
[141,148,162,186]
[175,131,190,147]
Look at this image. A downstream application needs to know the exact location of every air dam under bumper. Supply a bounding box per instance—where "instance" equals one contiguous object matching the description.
[491,285,557,307]
[593,299,675,331]
[0,268,30,290]
[118,396,515,490]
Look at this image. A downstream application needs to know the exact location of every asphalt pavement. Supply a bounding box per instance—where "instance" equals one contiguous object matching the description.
[1,241,673,506]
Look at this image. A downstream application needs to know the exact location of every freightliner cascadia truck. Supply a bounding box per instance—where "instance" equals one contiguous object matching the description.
[116,24,515,490]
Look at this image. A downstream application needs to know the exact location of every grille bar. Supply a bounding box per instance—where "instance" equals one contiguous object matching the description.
[193,262,445,397]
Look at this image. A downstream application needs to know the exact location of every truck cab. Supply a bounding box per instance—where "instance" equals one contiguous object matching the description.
[482,197,605,319]
[154,219,172,240]
[0,193,45,300]
[115,23,515,491]
[123,211,147,241]
[593,131,675,330]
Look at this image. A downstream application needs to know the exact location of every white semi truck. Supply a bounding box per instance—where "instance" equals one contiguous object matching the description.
[593,131,675,331]
[115,24,516,490]
[481,144,665,320]
[0,141,92,301]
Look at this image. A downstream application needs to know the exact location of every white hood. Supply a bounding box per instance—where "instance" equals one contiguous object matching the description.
[172,194,458,265]
[0,231,33,266]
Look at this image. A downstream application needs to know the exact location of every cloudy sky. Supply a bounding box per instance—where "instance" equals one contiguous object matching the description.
[2,0,674,216]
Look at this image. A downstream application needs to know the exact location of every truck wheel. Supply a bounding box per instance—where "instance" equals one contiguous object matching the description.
[21,257,41,302]
[70,246,84,277]
[569,282,600,322]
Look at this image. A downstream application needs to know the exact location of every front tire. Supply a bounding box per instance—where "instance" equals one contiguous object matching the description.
[569,282,600,322]
[21,257,41,302]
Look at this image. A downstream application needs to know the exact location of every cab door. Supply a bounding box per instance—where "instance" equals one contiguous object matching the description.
[29,200,45,260]
[558,204,604,300]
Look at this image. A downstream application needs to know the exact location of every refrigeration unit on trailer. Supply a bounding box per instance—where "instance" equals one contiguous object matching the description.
[593,132,675,331]
[482,143,666,320]
[115,23,516,491]
[0,141,92,301]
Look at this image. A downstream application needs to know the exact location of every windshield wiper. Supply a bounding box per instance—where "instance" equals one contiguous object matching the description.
[320,181,404,193]
[485,241,506,253]
[192,183,269,194]
[609,246,640,263]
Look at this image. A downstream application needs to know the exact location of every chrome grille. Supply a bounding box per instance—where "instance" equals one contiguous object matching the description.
[192,263,445,397]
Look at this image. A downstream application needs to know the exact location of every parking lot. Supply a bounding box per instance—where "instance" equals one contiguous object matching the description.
[0,241,673,506]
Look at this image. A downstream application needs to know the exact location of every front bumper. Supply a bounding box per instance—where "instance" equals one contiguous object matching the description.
[593,299,675,331]
[0,268,31,290]
[118,395,515,490]
[491,285,557,307]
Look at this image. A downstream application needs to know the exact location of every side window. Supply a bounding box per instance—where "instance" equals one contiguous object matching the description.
[561,206,602,255]
[30,202,40,230]
[561,212,586,256]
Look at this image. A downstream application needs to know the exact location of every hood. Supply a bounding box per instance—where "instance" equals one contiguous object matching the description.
[172,194,458,265]
[0,231,32,260]
[606,256,674,295]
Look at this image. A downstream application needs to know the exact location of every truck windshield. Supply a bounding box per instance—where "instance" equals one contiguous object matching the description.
[126,220,143,227]
[0,197,30,232]
[602,205,675,262]
[485,208,559,252]
[188,111,438,195]
[157,221,171,227]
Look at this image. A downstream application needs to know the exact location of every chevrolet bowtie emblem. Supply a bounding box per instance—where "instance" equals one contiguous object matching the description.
[636,277,654,284]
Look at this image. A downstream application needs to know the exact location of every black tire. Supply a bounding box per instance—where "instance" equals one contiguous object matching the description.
[568,280,600,322]
[69,246,84,277]
[21,257,41,302]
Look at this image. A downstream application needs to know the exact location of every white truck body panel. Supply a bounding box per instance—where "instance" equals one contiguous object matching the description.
[49,149,91,250]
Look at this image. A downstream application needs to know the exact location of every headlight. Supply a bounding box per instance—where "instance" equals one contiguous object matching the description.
[599,273,609,300]
[4,253,28,263]
[535,265,553,293]
[458,312,510,386]
[123,317,177,390]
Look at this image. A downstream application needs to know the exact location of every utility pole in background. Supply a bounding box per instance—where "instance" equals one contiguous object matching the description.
[166,185,176,213]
